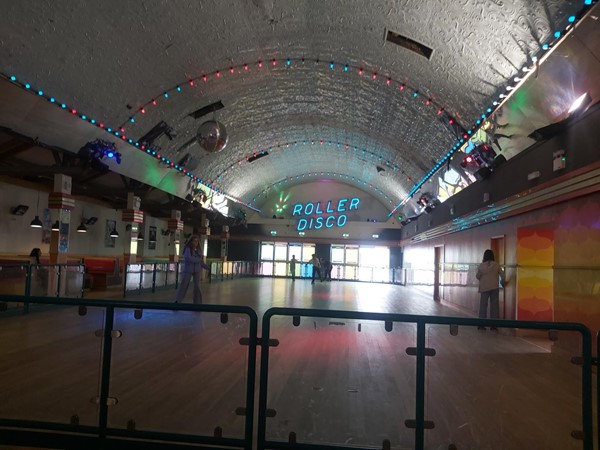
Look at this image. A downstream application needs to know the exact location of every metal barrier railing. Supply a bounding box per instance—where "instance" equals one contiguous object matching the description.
[0,263,85,310]
[0,295,595,449]
[0,295,258,450]
[123,262,180,297]
[123,261,263,297]
[258,308,594,450]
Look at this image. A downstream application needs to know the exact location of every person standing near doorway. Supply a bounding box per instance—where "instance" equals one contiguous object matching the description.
[309,254,321,284]
[289,255,297,281]
[174,235,210,304]
[476,249,505,330]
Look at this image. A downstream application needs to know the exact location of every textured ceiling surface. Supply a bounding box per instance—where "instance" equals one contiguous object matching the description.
[0,0,587,212]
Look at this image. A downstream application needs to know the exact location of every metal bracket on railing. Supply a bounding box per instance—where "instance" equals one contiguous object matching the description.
[134,308,143,319]
[78,305,87,316]
[214,426,223,438]
[127,419,136,430]
[94,329,123,338]
[449,324,459,336]
[220,313,228,324]
[70,414,79,425]
[382,439,391,450]
[239,337,279,347]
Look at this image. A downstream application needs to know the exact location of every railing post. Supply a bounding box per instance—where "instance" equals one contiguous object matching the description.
[138,264,143,295]
[122,264,128,298]
[414,321,426,450]
[54,264,60,297]
[151,263,157,293]
[23,264,31,314]
[98,306,115,441]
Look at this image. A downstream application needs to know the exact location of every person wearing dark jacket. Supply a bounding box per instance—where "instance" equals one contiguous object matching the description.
[174,235,210,304]
[476,249,505,330]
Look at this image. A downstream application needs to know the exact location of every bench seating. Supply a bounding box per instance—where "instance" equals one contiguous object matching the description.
[83,257,122,290]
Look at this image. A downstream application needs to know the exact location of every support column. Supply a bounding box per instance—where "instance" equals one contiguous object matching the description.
[168,210,184,262]
[121,193,144,264]
[48,174,75,296]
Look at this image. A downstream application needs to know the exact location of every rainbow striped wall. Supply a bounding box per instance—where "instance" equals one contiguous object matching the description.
[516,228,554,321]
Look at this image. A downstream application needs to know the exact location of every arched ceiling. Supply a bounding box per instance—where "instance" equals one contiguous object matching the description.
[0,0,591,216]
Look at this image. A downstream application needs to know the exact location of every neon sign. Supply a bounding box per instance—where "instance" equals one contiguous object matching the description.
[292,197,360,231]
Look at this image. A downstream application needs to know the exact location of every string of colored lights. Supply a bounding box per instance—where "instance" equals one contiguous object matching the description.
[117,57,456,132]
[2,1,590,220]
[387,4,592,218]
[0,72,259,212]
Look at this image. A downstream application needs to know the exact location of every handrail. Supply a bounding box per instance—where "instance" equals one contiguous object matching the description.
[0,295,258,450]
[1,295,595,449]
[258,308,594,450]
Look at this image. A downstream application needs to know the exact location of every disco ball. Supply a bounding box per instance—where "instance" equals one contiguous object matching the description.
[196,120,228,153]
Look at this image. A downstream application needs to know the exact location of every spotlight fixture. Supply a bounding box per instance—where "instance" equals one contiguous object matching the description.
[11,204,29,215]
[80,139,122,165]
[77,222,87,233]
[530,92,593,142]
[51,220,60,231]
[567,92,592,116]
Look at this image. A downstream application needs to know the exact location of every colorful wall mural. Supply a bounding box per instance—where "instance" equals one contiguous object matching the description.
[516,228,554,321]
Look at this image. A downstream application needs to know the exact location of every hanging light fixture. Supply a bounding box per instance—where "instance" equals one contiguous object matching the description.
[30,191,43,228]
[51,220,60,231]
[77,207,87,233]
[137,232,144,241]
[110,209,119,238]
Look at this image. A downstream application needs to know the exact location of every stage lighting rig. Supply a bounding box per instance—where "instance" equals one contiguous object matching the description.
[80,139,122,164]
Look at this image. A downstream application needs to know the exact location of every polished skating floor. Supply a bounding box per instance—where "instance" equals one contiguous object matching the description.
[0,277,595,450]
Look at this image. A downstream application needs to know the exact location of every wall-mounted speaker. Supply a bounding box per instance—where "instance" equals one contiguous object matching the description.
[10,205,29,215]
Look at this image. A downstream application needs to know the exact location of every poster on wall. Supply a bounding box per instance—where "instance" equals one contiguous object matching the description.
[148,226,157,250]
[105,219,116,248]
[42,208,52,244]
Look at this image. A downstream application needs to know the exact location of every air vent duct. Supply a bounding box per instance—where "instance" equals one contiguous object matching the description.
[386,30,433,60]
[189,101,224,119]
[247,152,269,163]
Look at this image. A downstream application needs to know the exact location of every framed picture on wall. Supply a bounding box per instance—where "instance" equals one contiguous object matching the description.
[105,219,116,248]
[148,226,157,250]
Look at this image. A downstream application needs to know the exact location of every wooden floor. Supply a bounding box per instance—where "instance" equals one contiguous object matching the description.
[0,278,595,450]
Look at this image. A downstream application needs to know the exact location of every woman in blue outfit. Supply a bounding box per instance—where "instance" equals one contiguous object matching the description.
[174,235,210,304]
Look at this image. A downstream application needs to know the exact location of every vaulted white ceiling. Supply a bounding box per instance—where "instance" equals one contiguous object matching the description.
[0,0,596,219]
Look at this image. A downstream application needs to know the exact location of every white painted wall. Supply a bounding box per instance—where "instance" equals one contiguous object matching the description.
[0,181,171,259]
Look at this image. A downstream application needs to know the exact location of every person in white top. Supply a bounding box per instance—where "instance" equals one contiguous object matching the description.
[309,254,322,284]
[475,249,505,330]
